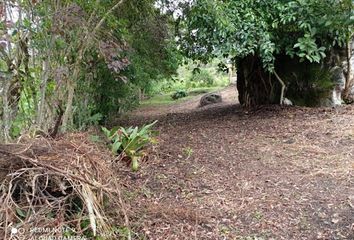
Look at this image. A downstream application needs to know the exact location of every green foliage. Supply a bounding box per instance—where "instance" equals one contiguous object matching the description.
[102,121,158,171]
[187,69,215,87]
[80,217,95,238]
[117,1,182,96]
[183,147,194,159]
[294,34,326,63]
[149,60,229,97]
[179,0,354,71]
[0,0,182,141]
[71,1,182,126]
[15,208,27,220]
[171,90,188,100]
[140,86,222,107]
[172,0,353,106]
[140,93,181,106]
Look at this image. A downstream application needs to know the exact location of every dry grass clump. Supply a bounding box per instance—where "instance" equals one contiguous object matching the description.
[0,133,129,240]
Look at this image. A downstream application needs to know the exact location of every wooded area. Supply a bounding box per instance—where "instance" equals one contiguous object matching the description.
[1,0,353,141]
[0,0,181,142]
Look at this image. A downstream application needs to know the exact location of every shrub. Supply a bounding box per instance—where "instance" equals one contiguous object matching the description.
[102,121,158,171]
[187,69,215,87]
[171,90,188,100]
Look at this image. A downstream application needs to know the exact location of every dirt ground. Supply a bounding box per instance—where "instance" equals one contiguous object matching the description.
[129,85,238,118]
[119,86,354,240]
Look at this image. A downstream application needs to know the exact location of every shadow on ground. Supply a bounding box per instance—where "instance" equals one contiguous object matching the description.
[117,87,354,240]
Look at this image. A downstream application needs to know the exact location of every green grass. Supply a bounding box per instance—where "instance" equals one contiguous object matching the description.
[140,86,225,107]
[140,94,193,106]
[188,86,222,95]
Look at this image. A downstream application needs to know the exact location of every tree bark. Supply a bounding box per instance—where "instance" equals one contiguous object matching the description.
[61,71,77,132]
[36,58,50,129]
[236,56,275,107]
[342,40,353,101]
[1,73,12,142]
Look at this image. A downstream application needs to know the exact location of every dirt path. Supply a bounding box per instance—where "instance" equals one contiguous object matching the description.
[129,85,238,118]
[119,88,354,240]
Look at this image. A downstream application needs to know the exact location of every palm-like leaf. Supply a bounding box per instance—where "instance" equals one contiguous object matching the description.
[102,121,158,171]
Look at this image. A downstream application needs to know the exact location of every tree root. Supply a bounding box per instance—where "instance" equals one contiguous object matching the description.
[274,71,286,105]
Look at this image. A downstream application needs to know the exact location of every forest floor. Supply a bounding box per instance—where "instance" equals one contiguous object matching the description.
[119,85,354,240]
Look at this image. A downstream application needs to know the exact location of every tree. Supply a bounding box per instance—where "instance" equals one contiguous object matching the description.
[0,0,181,141]
[178,0,354,107]
[341,1,354,101]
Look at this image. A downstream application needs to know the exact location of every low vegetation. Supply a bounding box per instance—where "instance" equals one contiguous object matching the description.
[171,90,188,100]
[102,121,158,171]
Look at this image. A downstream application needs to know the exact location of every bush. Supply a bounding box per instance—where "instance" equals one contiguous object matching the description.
[171,90,188,100]
[187,70,215,87]
[102,121,158,171]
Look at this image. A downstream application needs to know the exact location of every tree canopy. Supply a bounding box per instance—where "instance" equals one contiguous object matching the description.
[179,0,353,70]
[176,0,353,106]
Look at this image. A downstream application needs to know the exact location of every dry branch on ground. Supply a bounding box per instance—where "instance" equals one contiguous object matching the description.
[0,133,129,240]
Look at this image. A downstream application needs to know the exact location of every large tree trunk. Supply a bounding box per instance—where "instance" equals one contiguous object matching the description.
[237,54,342,107]
[236,55,275,107]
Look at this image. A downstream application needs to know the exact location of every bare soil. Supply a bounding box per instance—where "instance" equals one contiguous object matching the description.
[129,85,238,118]
[119,86,354,240]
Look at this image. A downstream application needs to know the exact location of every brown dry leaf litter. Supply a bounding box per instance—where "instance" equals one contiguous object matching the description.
[119,92,354,240]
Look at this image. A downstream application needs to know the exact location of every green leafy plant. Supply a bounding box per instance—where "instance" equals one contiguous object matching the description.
[294,34,326,63]
[187,69,215,87]
[102,121,158,171]
[183,147,194,159]
[171,90,188,100]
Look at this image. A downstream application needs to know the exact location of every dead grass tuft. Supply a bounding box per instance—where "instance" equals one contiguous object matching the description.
[0,133,129,239]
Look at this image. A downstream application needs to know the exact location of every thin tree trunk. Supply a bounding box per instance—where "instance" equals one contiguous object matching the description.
[274,71,285,105]
[1,2,13,142]
[61,70,77,132]
[343,40,353,100]
[228,65,233,84]
[36,58,50,129]
[1,73,12,142]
